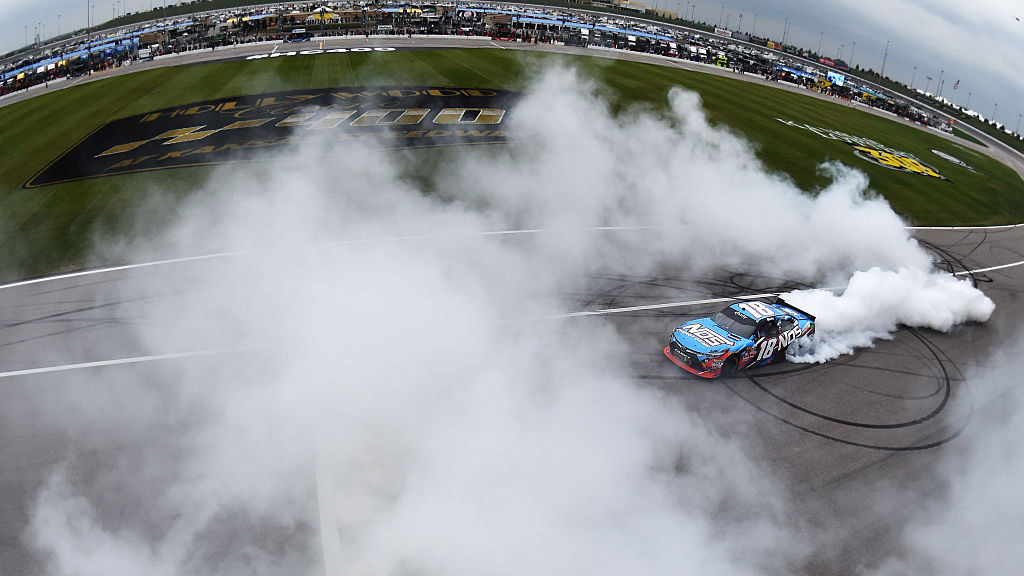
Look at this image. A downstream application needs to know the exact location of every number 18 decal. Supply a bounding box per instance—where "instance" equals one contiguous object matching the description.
[737,301,775,320]
[756,325,802,362]
[756,336,778,361]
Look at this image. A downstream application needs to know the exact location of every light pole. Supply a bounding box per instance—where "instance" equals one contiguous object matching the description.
[880,40,889,78]
[966,91,971,110]
[936,70,944,98]
[751,13,757,36]
[849,42,855,67]
[738,13,742,31]
[910,65,916,89]
[718,5,723,27]
[1016,114,1022,135]
[685,2,689,21]
[924,76,932,94]
[991,103,997,123]
[817,31,822,55]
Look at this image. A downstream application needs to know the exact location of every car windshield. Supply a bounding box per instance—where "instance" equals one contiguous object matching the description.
[711,307,757,339]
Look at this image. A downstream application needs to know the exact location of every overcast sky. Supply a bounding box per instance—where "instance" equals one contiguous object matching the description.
[665,0,1023,126]
[1,0,1021,125]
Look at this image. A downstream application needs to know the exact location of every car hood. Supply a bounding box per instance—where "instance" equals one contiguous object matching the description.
[672,319,747,355]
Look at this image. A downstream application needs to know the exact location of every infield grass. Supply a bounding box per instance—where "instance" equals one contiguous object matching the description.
[1,48,1021,281]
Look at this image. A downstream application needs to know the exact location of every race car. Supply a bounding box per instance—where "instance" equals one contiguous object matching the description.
[664,298,816,378]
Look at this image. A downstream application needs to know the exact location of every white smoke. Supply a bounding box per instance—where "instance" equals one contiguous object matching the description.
[869,333,1024,576]
[21,63,994,575]
[436,68,929,281]
[785,267,995,363]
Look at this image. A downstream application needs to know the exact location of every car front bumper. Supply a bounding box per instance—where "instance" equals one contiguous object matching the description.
[663,345,721,379]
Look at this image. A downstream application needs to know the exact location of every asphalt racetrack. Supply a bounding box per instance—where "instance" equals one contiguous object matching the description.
[3,224,1024,573]
[3,37,1024,574]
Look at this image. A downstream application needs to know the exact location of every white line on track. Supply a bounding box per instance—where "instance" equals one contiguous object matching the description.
[2,224,1022,378]
[526,291,796,320]
[954,261,1024,275]
[908,223,1024,230]
[0,345,265,380]
[0,292,782,380]
[5,223,1024,293]
[0,226,662,291]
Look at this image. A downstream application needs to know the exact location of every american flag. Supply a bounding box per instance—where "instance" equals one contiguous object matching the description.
[953,79,960,90]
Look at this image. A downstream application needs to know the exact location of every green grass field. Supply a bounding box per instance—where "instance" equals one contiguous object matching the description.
[1,48,1021,282]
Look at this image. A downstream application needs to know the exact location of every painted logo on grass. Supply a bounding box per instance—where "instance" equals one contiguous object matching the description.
[26,86,521,188]
[776,118,946,180]
[930,149,978,173]
[851,145,944,178]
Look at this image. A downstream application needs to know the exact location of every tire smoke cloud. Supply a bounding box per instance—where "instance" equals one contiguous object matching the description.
[868,331,1024,576]
[23,64,993,575]
[785,267,994,363]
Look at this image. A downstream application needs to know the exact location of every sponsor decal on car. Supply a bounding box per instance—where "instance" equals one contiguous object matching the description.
[776,118,946,180]
[26,86,521,187]
[754,324,801,361]
[677,324,735,347]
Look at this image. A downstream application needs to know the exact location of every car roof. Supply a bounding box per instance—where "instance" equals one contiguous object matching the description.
[726,301,787,322]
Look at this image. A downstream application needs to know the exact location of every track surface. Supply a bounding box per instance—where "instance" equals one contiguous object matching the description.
[3,38,1024,574]
[3,225,1023,573]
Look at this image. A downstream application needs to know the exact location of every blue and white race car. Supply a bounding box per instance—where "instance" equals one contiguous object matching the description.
[664,298,816,378]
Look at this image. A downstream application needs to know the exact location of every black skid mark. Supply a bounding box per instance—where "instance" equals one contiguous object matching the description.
[917,238,993,286]
[572,271,819,315]
[718,328,971,451]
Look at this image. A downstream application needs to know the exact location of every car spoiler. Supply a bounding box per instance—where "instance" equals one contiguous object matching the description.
[774,296,816,321]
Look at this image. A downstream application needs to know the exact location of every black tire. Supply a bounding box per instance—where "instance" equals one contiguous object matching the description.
[720,357,739,378]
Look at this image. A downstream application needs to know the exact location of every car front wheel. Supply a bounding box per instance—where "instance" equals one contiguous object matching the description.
[720,357,738,378]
